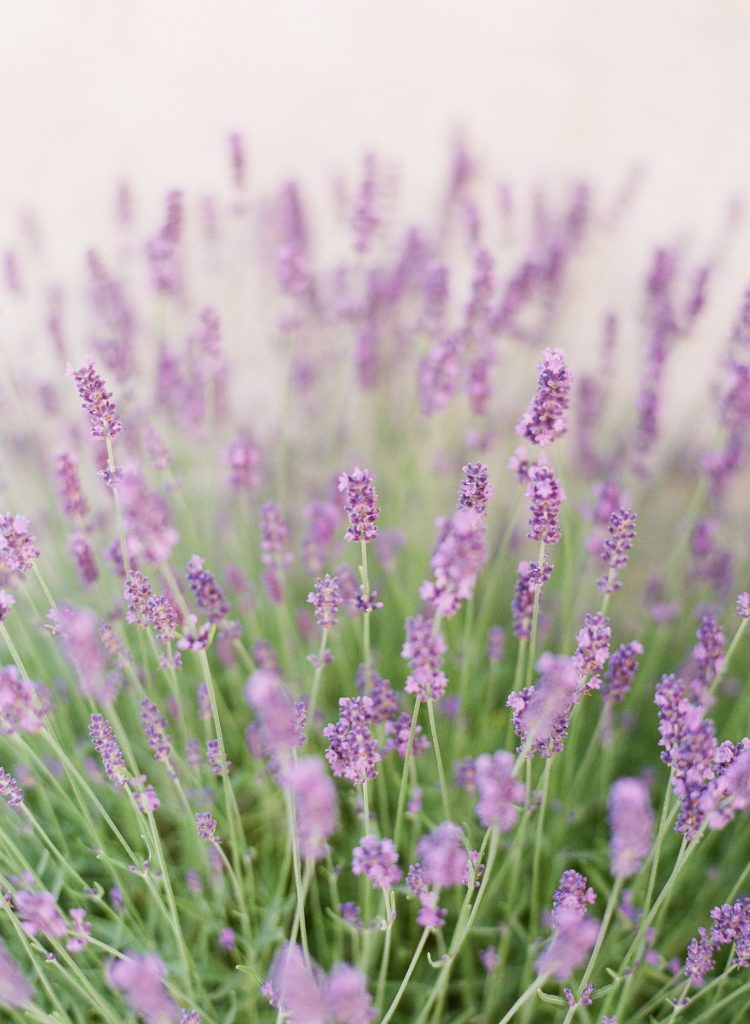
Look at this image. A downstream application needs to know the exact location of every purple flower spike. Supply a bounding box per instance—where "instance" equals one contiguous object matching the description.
[737,592,750,619]
[574,613,611,694]
[608,777,654,878]
[15,891,67,938]
[68,359,122,439]
[526,464,565,546]
[89,713,129,787]
[597,508,637,594]
[324,697,380,785]
[457,463,493,516]
[338,467,380,543]
[196,811,220,843]
[402,614,448,702]
[416,822,470,889]
[536,871,599,981]
[0,765,23,808]
[0,514,40,586]
[0,590,14,622]
[474,750,526,831]
[308,574,342,630]
[352,834,402,889]
[508,653,579,759]
[512,559,553,639]
[187,556,229,623]
[282,756,338,862]
[516,347,573,448]
[0,938,33,1007]
[109,950,178,1023]
[602,641,643,703]
[420,508,487,617]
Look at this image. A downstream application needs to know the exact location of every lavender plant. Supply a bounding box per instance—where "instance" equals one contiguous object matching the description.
[1,136,750,1024]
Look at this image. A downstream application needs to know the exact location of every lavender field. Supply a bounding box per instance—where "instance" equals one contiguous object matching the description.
[0,136,749,1024]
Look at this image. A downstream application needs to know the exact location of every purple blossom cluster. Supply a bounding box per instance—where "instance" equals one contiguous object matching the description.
[307,573,342,630]
[685,898,750,986]
[323,697,381,785]
[457,462,493,516]
[402,614,448,701]
[597,507,637,593]
[338,467,380,543]
[516,347,573,448]
[508,653,580,759]
[0,513,40,585]
[536,871,599,981]
[266,944,375,1024]
[526,464,565,546]
[420,508,487,616]
[351,834,402,889]
[68,359,122,440]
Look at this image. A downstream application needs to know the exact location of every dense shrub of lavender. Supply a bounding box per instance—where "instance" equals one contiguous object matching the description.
[1,138,750,1023]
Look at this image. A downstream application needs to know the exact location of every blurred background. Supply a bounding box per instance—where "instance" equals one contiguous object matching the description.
[1,0,749,427]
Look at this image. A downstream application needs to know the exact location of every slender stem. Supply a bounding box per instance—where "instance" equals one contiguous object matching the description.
[360,538,373,668]
[394,698,422,848]
[376,888,395,1010]
[379,927,432,1024]
[427,698,451,821]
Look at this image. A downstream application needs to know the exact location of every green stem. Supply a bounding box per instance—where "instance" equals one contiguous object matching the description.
[561,876,624,1024]
[427,698,451,822]
[379,927,432,1024]
[394,698,422,848]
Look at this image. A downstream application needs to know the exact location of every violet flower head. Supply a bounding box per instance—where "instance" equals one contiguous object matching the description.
[0,938,33,1008]
[516,347,573,448]
[402,614,448,702]
[535,909,599,981]
[691,612,725,700]
[474,750,526,831]
[608,777,654,878]
[109,950,178,1024]
[55,452,88,520]
[69,531,98,585]
[0,591,13,622]
[356,664,399,723]
[487,625,506,662]
[0,665,47,735]
[526,464,565,546]
[146,190,183,296]
[457,462,493,516]
[0,513,40,585]
[302,501,340,575]
[226,433,262,492]
[416,821,470,889]
[245,669,302,758]
[383,712,429,759]
[0,766,23,808]
[737,592,750,619]
[508,653,579,759]
[322,962,377,1024]
[602,641,643,703]
[418,333,464,416]
[420,508,487,617]
[351,834,402,889]
[511,558,553,640]
[574,613,611,694]
[338,467,380,543]
[684,928,715,987]
[89,713,129,787]
[140,699,174,774]
[597,508,637,594]
[324,697,381,785]
[15,891,67,938]
[68,359,122,439]
[196,811,220,843]
[308,574,342,631]
[260,501,293,603]
[282,756,338,861]
[187,555,229,623]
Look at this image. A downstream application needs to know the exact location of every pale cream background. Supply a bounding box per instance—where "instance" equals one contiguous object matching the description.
[1,0,749,432]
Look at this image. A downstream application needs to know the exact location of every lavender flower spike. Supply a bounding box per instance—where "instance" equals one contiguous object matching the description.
[608,777,653,878]
[597,507,637,594]
[516,347,573,448]
[338,467,380,543]
[89,713,129,787]
[457,462,493,516]
[323,696,381,785]
[68,358,122,439]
